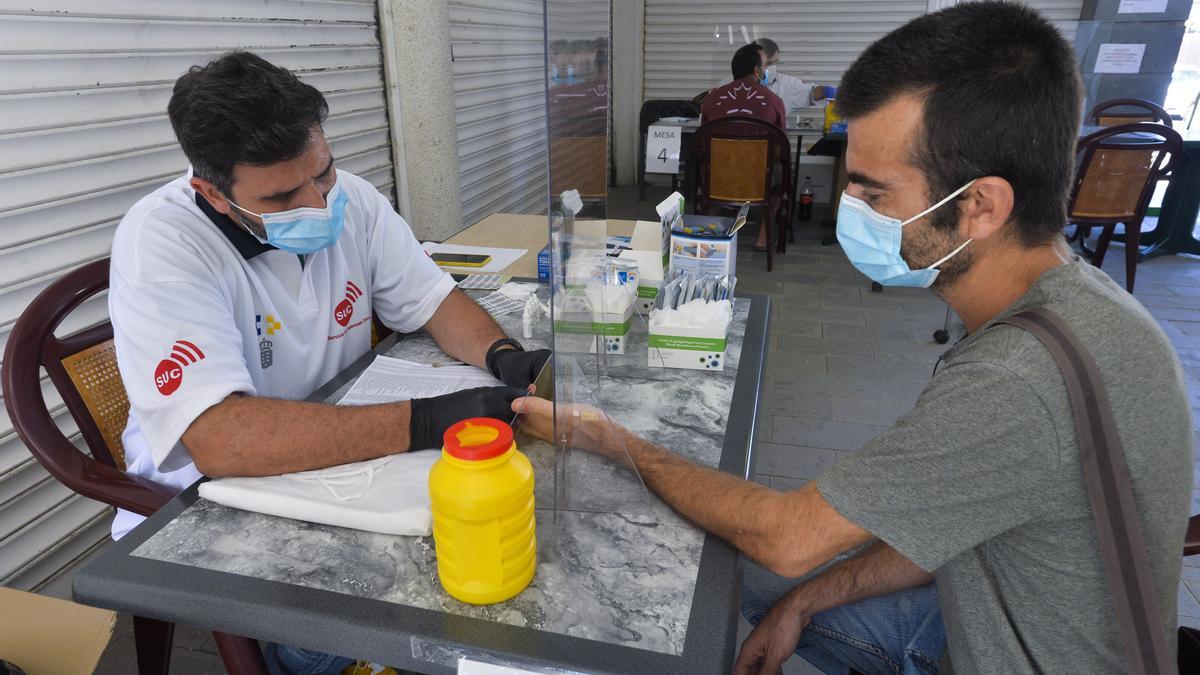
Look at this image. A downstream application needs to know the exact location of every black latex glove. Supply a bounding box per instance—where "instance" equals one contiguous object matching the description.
[409,386,528,450]
[491,348,551,388]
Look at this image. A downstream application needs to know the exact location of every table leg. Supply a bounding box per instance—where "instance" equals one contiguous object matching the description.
[1140,147,1200,261]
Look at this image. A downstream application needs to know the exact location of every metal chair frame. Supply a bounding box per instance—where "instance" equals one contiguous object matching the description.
[691,116,792,271]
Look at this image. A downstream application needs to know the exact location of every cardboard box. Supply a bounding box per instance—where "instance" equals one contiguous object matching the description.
[668,210,746,280]
[0,587,116,675]
[647,320,728,371]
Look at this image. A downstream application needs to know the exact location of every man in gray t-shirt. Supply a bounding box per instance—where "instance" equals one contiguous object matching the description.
[813,258,1192,671]
[513,3,1193,673]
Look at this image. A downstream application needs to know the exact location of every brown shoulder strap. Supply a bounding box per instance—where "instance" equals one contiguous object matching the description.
[997,308,1172,674]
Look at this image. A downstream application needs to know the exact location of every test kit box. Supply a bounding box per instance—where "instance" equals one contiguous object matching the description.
[647,321,728,371]
[553,289,634,354]
[667,206,747,281]
[537,244,551,281]
[617,219,668,315]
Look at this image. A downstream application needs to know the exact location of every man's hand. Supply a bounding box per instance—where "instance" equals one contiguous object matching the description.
[410,386,528,450]
[491,348,550,388]
[734,592,811,675]
[510,396,616,455]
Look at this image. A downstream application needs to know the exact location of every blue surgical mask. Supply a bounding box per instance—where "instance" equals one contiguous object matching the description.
[762,66,775,86]
[835,180,976,288]
[228,178,348,255]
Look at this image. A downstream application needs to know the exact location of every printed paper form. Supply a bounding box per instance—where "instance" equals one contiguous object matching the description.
[338,356,503,405]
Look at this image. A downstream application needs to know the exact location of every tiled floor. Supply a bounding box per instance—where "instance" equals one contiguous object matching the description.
[89,185,1200,673]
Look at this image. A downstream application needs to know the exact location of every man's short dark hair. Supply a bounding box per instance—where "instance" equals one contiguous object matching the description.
[731,43,762,80]
[755,38,780,58]
[837,1,1082,246]
[168,51,329,196]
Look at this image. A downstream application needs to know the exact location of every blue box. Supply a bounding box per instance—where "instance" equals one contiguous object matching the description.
[537,244,551,281]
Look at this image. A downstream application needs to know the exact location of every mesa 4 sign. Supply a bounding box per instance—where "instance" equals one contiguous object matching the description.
[154,340,205,396]
[335,280,364,326]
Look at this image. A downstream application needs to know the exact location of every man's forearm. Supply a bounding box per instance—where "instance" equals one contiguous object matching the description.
[781,541,933,618]
[606,426,870,577]
[423,289,507,370]
[183,395,411,477]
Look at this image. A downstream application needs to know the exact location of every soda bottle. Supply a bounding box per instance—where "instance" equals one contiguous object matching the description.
[799,176,814,221]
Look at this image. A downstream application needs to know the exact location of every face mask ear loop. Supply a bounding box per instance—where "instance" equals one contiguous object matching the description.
[928,238,972,270]
[900,179,977,227]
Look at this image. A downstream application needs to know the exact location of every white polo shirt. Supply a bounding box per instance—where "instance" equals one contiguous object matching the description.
[108,169,455,538]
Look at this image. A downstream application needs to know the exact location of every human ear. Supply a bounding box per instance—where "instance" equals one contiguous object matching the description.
[190,177,234,217]
[959,176,1014,242]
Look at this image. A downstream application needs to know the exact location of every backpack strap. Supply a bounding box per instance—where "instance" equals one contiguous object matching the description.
[997,308,1172,674]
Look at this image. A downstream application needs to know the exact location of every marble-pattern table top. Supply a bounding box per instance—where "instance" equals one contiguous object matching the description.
[131,298,751,657]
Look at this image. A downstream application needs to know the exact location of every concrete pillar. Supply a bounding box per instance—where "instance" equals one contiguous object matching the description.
[378,0,463,240]
[1074,0,1193,113]
[613,0,645,186]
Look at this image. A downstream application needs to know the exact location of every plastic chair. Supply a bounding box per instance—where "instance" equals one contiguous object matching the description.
[638,99,701,200]
[1088,97,1173,128]
[1,257,268,675]
[691,116,792,271]
[1068,122,1181,292]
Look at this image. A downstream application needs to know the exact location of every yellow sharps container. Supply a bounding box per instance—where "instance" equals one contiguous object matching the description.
[429,417,536,604]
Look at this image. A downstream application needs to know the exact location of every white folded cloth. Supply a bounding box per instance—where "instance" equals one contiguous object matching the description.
[197,451,440,535]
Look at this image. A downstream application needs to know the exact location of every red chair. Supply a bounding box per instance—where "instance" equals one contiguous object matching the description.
[1068,122,1181,292]
[1,257,267,675]
[691,116,792,271]
[1088,97,1173,128]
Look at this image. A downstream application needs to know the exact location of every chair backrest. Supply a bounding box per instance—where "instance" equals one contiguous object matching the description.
[638,99,701,136]
[1,257,173,516]
[1069,122,1181,223]
[692,115,791,205]
[1089,98,1173,128]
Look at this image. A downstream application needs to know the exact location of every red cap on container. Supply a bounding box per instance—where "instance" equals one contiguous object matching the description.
[443,417,514,461]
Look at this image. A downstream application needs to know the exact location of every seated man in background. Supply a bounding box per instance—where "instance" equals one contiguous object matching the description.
[700,42,787,251]
[755,38,833,115]
[516,2,1191,673]
[701,42,786,129]
[109,50,546,674]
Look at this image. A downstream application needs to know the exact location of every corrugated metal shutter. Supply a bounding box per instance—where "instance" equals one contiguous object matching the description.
[0,0,395,593]
[449,0,549,228]
[644,0,928,137]
[643,1,1083,139]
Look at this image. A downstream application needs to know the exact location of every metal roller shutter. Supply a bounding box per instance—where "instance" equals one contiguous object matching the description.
[643,1,1082,143]
[644,0,928,137]
[0,0,396,593]
[449,0,549,228]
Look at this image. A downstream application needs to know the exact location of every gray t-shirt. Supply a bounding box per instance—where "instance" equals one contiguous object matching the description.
[817,259,1193,673]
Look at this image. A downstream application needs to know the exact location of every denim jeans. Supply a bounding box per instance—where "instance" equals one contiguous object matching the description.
[741,561,946,675]
[263,643,356,675]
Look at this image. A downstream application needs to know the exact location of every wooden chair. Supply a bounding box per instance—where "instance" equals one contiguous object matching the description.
[691,116,792,271]
[1068,123,1181,292]
[638,99,701,200]
[1,258,267,675]
[1088,97,1173,128]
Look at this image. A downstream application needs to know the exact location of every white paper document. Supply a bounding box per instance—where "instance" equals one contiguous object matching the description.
[1095,44,1146,74]
[1119,0,1167,13]
[339,356,503,405]
[422,242,527,274]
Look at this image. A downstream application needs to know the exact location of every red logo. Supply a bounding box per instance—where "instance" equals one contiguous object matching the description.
[154,340,205,396]
[335,280,364,327]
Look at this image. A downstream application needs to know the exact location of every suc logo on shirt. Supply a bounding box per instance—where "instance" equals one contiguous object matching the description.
[154,340,206,396]
[334,280,364,327]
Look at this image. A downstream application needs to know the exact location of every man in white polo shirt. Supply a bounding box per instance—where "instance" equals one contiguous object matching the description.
[754,38,832,114]
[111,50,549,673]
